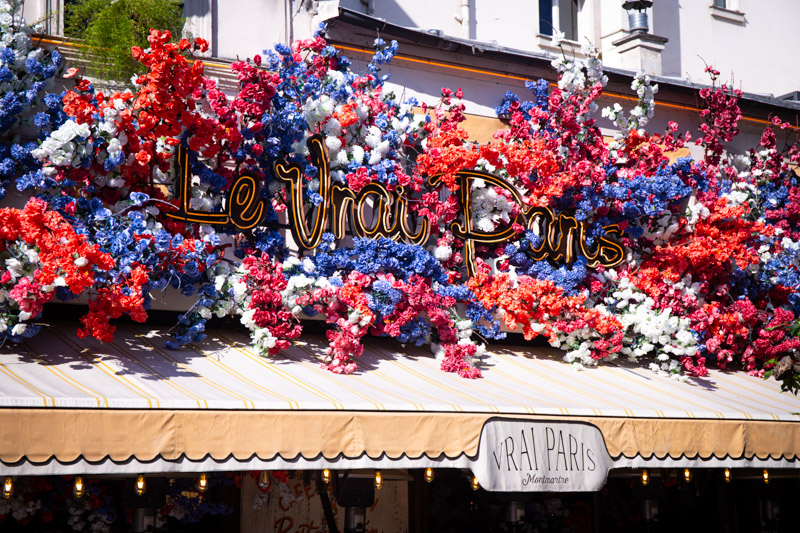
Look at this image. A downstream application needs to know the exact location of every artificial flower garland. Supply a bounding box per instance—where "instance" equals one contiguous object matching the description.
[2,4,800,391]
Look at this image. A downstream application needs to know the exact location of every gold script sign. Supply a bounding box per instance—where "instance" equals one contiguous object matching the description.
[167,136,625,275]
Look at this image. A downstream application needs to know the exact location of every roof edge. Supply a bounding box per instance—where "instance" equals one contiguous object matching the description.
[328,7,800,116]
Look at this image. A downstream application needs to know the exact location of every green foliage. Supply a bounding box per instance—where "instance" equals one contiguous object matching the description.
[65,0,185,82]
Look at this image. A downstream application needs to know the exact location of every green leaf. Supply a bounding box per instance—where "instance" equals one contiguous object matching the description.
[65,0,186,83]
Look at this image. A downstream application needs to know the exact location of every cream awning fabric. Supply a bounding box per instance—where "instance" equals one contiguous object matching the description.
[1,321,800,474]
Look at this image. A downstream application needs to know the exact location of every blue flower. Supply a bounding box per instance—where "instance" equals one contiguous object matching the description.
[130,192,150,206]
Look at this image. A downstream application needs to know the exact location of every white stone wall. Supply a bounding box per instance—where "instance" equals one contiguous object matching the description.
[651,0,799,98]
[328,0,800,97]
[25,1,800,96]
[211,0,292,60]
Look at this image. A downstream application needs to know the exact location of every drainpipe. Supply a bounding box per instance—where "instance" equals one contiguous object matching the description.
[360,0,374,15]
[285,0,294,45]
[455,0,471,39]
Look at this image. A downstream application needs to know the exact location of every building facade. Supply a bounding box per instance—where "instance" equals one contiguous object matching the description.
[3,1,800,532]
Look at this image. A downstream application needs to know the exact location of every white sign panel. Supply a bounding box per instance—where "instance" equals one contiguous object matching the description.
[472,418,612,492]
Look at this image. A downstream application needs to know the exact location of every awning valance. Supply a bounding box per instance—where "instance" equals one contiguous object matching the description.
[2,322,800,476]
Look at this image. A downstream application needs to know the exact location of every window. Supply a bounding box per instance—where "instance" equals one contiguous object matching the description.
[539,0,553,35]
[712,0,740,10]
[539,0,580,40]
[561,0,579,41]
[18,0,64,35]
[710,0,744,23]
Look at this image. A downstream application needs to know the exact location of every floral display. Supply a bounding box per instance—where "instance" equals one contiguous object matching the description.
[3,7,800,392]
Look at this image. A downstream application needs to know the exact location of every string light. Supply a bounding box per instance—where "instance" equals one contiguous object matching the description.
[641,469,649,486]
[197,473,208,493]
[471,476,479,491]
[424,468,434,483]
[683,468,691,483]
[763,469,769,485]
[724,468,731,483]
[135,475,146,496]
[374,471,383,490]
[321,469,332,485]
[3,477,12,499]
[73,476,85,498]
[257,471,271,490]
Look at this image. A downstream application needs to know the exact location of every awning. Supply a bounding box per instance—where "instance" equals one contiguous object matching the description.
[2,321,800,479]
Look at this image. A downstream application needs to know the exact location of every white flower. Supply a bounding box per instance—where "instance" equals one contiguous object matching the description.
[107,137,122,154]
[365,126,382,148]
[368,149,382,165]
[457,319,473,331]
[5,258,23,278]
[325,135,342,153]
[327,70,346,87]
[323,118,342,137]
[335,149,349,166]
[469,177,517,233]
[351,145,365,165]
[232,278,248,300]
[434,245,452,262]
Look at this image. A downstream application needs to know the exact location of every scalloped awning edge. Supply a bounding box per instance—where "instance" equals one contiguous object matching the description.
[2,410,800,472]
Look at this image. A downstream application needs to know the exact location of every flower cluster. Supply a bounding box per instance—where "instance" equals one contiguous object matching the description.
[0,1,63,134]
[0,0,64,199]
[4,24,800,390]
[278,236,494,377]
[235,252,302,356]
[0,198,119,342]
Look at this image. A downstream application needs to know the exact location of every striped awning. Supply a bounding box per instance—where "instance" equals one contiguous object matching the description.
[1,321,800,475]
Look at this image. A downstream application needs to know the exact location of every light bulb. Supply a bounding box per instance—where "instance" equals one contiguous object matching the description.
[197,473,208,493]
[73,476,85,498]
[763,469,769,485]
[3,477,12,499]
[374,471,383,490]
[724,468,731,483]
[321,469,332,485]
[135,475,146,496]
[257,471,271,490]
[424,468,434,483]
[471,476,479,491]
[641,469,649,486]
[683,468,691,483]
